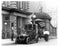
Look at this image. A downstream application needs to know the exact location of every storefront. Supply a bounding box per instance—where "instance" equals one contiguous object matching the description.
[2,7,32,39]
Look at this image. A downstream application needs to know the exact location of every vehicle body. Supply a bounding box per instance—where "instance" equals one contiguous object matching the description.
[15,24,39,44]
[35,19,49,41]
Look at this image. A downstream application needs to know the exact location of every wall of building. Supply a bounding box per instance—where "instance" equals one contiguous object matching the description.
[10,14,17,38]
[2,1,29,11]
[2,10,31,39]
[2,14,10,39]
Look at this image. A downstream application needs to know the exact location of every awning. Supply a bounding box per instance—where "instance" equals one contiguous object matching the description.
[2,7,32,15]
[13,12,29,18]
[34,12,51,20]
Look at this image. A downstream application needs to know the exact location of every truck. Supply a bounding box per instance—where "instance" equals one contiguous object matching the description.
[35,19,49,41]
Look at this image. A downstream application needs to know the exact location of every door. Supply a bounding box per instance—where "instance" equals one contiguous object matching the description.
[17,16,23,35]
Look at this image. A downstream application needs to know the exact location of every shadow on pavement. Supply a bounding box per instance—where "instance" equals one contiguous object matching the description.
[2,40,38,46]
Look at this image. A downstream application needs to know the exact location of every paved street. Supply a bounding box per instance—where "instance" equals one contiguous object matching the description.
[2,38,57,46]
[32,38,57,45]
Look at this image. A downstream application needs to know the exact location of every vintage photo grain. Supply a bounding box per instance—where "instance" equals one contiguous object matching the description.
[1,1,57,45]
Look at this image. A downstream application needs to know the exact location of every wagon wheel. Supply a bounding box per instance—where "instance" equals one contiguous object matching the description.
[44,34,49,41]
[26,37,30,44]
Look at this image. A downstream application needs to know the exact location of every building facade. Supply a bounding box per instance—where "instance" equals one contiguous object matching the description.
[2,7,32,39]
[2,1,29,11]
[2,1,31,39]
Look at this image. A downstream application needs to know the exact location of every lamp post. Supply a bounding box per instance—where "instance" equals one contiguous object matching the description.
[4,22,7,39]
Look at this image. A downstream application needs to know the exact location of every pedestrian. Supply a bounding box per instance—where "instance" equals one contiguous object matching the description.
[11,27,14,41]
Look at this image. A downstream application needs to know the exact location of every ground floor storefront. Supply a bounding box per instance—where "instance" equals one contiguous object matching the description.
[2,7,32,39]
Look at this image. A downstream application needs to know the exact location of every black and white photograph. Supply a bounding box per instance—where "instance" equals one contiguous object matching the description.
[1,0,58,46]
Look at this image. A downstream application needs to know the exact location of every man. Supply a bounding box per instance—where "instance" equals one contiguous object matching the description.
[11,27,14,41]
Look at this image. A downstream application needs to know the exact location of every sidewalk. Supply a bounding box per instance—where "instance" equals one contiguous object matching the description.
[1,37,57,45]
[1,38,38,45]
[1,39,16,45]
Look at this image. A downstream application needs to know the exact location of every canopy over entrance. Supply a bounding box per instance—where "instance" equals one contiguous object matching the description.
[34,12,51,21]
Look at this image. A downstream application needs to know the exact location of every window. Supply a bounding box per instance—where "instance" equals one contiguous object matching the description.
[5,16,9,20]
[11,23,14,27]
